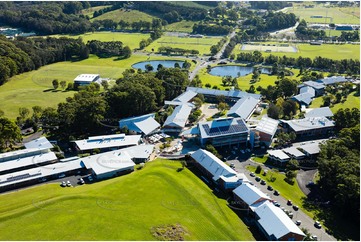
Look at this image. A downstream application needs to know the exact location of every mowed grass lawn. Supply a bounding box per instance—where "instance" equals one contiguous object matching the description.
[310,91,360,112]
[0,54,188,119]
[233,43,360,60]
[146,36,222,56]
[0,159,254,241]
[81,5,112,18]
[91,9,154,23]
[285,5,360,24]
[49,32,151,50]
[165,20,197,33]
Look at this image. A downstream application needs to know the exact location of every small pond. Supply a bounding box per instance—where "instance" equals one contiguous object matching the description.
[209,65,272,78]
[132,60,185,71]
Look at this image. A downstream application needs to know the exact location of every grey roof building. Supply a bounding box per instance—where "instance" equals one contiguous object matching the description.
[227,96,260,120]
[186,87,261,100]
[305,107,333,118]
[281,117,334,138]
[282,147,305,160]
[317,76,348,85]
[163,104,192,131]
[291,93,314,106]
[119,113,160,136]
[302,81,325,96]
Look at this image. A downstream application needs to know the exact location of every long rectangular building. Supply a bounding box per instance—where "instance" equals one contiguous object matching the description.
[163,104,192,133]
[227,96,260,120]
[281,117,334,138]
[198,117,249,147]
[186,87,261,101]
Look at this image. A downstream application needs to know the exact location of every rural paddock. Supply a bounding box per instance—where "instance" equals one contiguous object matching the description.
[241,44,298,53]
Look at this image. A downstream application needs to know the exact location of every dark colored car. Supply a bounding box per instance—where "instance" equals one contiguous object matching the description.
[267,185,273,191]
[274,190,280,196]
[260,180,266,185]
[255,176,261,182]
[293,205,299,211]
[287,200,292,206]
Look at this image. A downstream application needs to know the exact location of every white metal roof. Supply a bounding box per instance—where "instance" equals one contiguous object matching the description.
[299,86,316,96]
[73,74,99,82]
[0,152,57,173]
[81,149,135,176]
[74,134,141,151]
[191,149,237,181]
[255,116,279,136]
[303,80,325,89]
[291,92,314,105]
[254,200,305,239]
[0,148,46,162]
[305,107,333,118]
[198,117,249,139]
[268,150,290,161]
[24,137,53,150]
[116,144,154,159]
[233,183,270,206]
[283,117,334,132]
[227,96,260,119]
[134,117,160,135]
[187,87,261,99]
[282,147,305,158]
[318,76,347,85]
[299,143,320,155]
[173,90,197,103]
[0,159,83,188]
[163,104,192,128]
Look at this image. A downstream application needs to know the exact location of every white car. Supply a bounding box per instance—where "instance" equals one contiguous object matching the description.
[61,181,66,187]
[66,180,71,187]
[295,220,301,226]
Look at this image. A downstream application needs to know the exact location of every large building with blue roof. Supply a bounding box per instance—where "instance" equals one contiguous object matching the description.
[198,117,249,147]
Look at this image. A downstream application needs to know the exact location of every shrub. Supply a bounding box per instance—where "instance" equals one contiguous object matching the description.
[255,165,262,174]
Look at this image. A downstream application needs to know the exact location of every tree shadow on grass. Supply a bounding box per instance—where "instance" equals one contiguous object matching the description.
[43,88,53,92]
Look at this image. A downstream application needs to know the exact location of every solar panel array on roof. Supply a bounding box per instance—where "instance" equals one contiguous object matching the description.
[201,118,248,137]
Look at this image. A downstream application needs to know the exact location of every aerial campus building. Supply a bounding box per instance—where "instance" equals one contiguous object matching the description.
[198,117,249,147]
[73,74,100,87]
[227,96,260,120]
[73,134,141,153]
[233,183,305,241]
[190,149,248,190]
[250,116,279,148]
[280,117,334,138]
[186,87,261,102]
[119,113,160,136]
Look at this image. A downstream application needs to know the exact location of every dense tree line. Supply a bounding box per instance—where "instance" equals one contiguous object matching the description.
[210,37,227,55]
[0,36,88,85]
[192,23,232,35]
[0,2,94,35]
[92,2,125,18]
[158,46,199,55]
[295,20,327,40]
[222,32,244,58]
[337,31,360,42]
[317,122,360,226]
[133,1,208,22]
[87,40,131,58]
[243,12,297,32]
[237,51,360,75]
[249,1,292,10]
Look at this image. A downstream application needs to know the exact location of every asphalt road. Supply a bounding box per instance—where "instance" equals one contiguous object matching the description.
[296,169,317,196]
[227,158,336,241]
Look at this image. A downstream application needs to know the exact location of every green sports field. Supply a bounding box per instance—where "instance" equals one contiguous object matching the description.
[165,20,197,33]
[49,32,151,50]
[285,4,360,24]
[146,35,222,56]
[233,43,360,60]
[0,54,189,120]
[0,159,255,241]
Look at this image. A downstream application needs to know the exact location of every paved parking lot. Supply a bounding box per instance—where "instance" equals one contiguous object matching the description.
[227,159,336,241]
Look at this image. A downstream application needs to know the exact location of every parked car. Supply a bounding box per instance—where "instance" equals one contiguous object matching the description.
[295,220,301,226]
[287,200,292,205]
[79,178,85,185]
[58,174,66,178]
[273,201,280,207]
[255,176,261,182]
[274,190,280,196]
[230,163,235,168]
[287,212,294,219]
[314,221,322,229]
[260,180,266,185]
[293,205,299,211]
[250,172,255,177]
[311,235,318,241]
[267,185,273,191]
[66,180,71,187]
[60,181,66,187]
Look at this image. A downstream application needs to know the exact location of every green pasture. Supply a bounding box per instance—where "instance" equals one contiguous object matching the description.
[146,35,222,56]
[167,1,212,10]
[0,159,254,241]
[310,91,360,112]
[81,5,112,18]
[285,5,360,24]
[91,9,154,23]
[165,20,197,33]
[0,54,188,120]
[233,43,360,60]
[49,32,151,50]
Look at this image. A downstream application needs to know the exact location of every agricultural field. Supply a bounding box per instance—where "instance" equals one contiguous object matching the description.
[0,159,255,241]
[49,32,151,50]
[80,5,112,18]
[146,35,222,56]
[165,20,197,33]
[91,9,155,23]
[166,1,213,10]
[0,55,189,120]
[285,4,360,24]
[233,43,360,60]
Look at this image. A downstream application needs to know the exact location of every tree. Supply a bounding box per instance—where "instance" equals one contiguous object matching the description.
[52,79,59,89]
[121,46,132,58]
[60,81,66,90]
[0,117,21,150]
[255,165,262,174]
[218,102,229,112]
[67,82,74,90]
[267,104,281,119]
[285,170,296,185]
[205,144,222,159]
[101,80,109,90]
[145,64,154,72]
[287,159,299,170]
[19,107,30,121]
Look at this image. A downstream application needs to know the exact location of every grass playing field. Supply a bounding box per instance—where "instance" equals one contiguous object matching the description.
[91,9,155,23]
[233,43,360,60]
[146,35,222,56]
[0,159,255,241]
[0,54,188,120]
[49,32,151,50]
[285,4,360,24]
[165,20,197,33]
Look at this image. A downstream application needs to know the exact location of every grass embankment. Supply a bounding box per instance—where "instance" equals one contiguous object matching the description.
[309,91,360,112]
[80,5,112,18]
[0,55,189,120]
[165,20,197,33]
[0,159,254,241]
[91,9,154,23]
